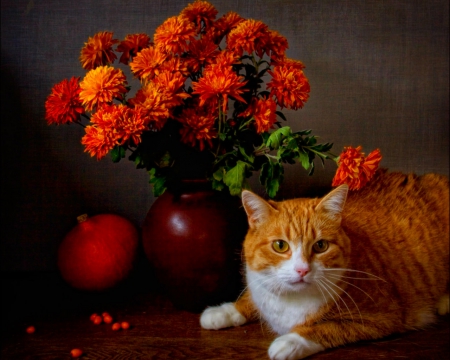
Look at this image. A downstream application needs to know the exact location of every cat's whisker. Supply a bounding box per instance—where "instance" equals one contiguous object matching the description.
[326,274,381,281]
[324,275,376,304]
[316,278,344,319]
[322,268,387,282]
[322,277,364,327]
[318,277,355,323]
[313,280,331,311]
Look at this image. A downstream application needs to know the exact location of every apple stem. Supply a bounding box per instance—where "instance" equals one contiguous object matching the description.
[77,214,88,223]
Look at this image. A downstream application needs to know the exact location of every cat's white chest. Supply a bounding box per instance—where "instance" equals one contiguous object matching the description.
[247,269,325,335]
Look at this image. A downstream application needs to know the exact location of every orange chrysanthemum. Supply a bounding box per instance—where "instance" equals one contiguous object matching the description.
[117,33,152,64]
[79,31,118,70]
[178,106,217,151]
[159,56,190,76]
[185,37,220,73]
[152,71,190,104]
[241,97,277,134]
[227,19,269,57]
[206,11,244,44]
[81,124,117,160]
[129,71,188,129]
[91,104,148,146]
[180,0,218,34]
[192,62,248,112]
[271,56,305,70]
[130,46,169,81]
[82,104,148,160]
[154,15,196,55]
[265,30,289,60]
[45,77,84,125]
[209,50,240,68]
[267,64,310,110]
[79,66,128,111]
[332,146,382,190]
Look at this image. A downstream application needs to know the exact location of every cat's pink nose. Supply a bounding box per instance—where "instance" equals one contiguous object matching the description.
[296,267,309,277]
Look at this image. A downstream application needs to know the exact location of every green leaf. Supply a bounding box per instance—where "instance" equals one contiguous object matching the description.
[211,179,225,191]
[275,111,287,121]
[259,161,284,198]
[148,168,167,197]
[223,161,248,196]
[266,127,291,149]
[259,161,271,187]
[212,167,224,181]
[294,129,312,136]
[111,146,126,163]
[308,162,315,176]
[239,146,254,164]
[298,149,311,170]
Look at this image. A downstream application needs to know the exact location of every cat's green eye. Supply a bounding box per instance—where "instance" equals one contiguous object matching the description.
[272,240,290,253]
[313,240,329,253]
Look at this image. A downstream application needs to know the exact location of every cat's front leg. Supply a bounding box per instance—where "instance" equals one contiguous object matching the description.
[200,290,257,330]
[268,333,325,360]
[200,302,246,330]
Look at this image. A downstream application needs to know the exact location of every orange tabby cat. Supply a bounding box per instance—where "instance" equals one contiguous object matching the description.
[200,169,449,359]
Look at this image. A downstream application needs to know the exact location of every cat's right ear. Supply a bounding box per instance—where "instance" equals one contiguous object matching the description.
[241,190,276,228]
[315,184,348,223]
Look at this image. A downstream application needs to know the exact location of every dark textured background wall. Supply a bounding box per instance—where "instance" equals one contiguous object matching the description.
[1,0,448,273]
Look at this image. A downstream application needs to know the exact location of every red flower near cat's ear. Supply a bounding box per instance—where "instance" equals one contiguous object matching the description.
[332,146,382,190]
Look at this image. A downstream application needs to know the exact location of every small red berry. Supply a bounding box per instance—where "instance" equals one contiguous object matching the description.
[121,321,130,330]
[26,326,36,334]
[70,348,83,358]
[92,315,103,325]
[111,322,121,331]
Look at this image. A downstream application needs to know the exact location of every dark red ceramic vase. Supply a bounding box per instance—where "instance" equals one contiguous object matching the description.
[142,180,248,312]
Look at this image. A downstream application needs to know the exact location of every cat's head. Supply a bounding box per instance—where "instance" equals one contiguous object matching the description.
[241,185,350,294]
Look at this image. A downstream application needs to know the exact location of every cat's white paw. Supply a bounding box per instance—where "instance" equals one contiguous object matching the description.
[200,302,246,330]
[437,294,449,316]
[268,333,325,360]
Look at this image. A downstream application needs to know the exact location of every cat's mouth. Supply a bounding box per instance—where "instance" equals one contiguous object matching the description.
[289,277,310,286]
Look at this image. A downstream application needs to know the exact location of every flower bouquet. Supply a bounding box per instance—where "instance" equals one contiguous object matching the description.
[45,0,381,197]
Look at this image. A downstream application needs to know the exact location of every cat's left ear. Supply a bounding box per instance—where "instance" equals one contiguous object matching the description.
[316,185,348,222]
[241,190,276,229]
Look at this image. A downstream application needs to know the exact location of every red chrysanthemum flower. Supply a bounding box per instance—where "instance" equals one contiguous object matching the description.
[45,77,85,125]
[129,71,189,129]
[185,37,221,73]
[152,71,190,105]
[332,146,382,190]
[206,11,244,44]
[79,31,119,70]
[130,46,169,81]
[180,0,218,34]
[81,123,117,160]
[226,19,269,57]
[265,30,289,60]
[117,33,152,64]
[267,63,310,110]
[209,50,240,68]
[192,61,248,113]
[159,56,190,76]
[82,104,148,160]
[154,15,196,55]
[241,97,277,134]
[91,104,148,146]
[79,66,128,111]
[272,56,305,70]
[177,106,217,151]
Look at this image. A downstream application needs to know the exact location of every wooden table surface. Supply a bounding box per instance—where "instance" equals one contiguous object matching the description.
[1,268,449,360]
